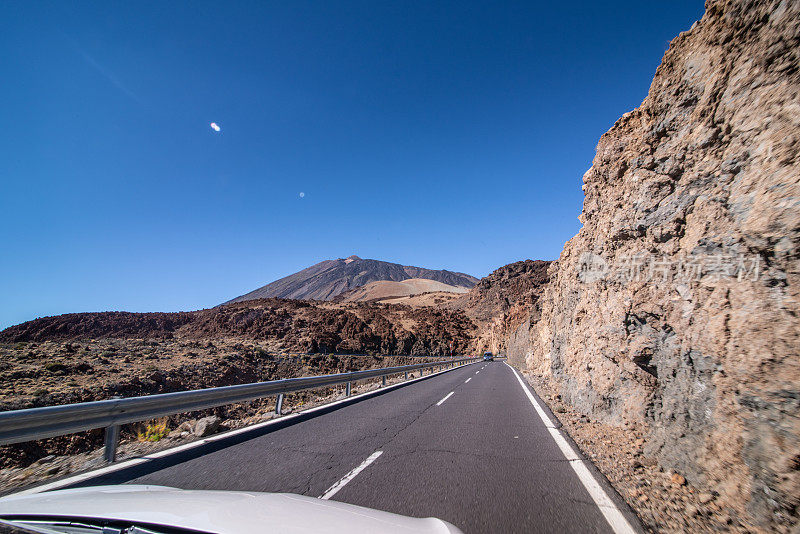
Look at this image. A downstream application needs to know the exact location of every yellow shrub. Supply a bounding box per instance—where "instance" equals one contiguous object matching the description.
[137,420,169,442]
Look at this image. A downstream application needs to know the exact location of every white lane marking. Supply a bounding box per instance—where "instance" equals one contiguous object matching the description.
[436,392,454,406]
[476,371,480,374]
[465,378,472,383]
[9,361,482,498]
[505,362,636,534]
[319,451,383,500]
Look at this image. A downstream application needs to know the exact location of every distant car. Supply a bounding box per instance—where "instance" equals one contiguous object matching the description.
[483,352,493,361]
[0,485,464,534]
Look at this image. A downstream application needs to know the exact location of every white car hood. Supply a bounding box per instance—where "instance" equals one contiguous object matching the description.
[0,485,463,534]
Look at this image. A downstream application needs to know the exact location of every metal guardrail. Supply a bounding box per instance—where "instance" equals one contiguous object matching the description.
[0,357,479,462]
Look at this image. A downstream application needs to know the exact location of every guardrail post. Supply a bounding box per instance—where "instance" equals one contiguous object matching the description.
[346,381,351,396]
[404,371,408,380]
[382,375,387,387]
[275,393,284,415]
[104,424,120,463]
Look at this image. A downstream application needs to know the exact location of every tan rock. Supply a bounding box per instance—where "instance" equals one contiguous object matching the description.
[505,0,800,528]
[698,492,714,504]
[176,420,196,433]
[193,415,221,437]
[671,473,686,486]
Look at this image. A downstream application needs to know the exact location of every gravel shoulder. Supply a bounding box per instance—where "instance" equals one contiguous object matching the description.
[522,369,749,533]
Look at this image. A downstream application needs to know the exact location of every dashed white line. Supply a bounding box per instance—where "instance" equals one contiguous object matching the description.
[475,371,480,374]
[319,450,383,500]
[436,392,454,406]
[9,363,471,498]
[465,378,472,383]
[504,362,636,534]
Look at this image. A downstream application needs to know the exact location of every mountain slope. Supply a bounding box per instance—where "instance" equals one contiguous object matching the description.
[448,260,551,359]
[335,278,470,303]
[226,255,479,303]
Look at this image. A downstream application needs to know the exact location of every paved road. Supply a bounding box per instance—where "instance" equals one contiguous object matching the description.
[73,362,638,533]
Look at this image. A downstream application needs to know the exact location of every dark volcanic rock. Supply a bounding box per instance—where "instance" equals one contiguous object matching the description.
[449,260,551,363]
[0,299,476,357]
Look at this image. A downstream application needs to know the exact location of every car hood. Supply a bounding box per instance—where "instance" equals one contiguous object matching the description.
[0,485,463,534]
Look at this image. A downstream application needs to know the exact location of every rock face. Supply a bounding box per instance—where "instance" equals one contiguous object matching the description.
[450,260,550,364]
[513,0,799,528]
[225,255,479,303]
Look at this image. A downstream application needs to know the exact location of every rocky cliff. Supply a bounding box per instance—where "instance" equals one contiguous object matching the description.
[449,260,550,364]
[509,0,799,529]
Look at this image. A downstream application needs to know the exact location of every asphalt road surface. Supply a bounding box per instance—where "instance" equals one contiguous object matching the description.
[71,361,640,533]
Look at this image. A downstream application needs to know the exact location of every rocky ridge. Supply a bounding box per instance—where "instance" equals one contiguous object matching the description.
[449,260,550,362]
[0,298,476,356]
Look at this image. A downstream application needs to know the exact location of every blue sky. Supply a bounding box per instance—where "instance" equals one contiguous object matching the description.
[0,1,704,328]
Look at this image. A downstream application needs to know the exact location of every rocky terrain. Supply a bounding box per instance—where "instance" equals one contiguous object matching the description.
[0,298,476,356]
[226,255,478,303]
[448,260,550,363]
[0,297,476,467]
[0,346,433,491]
[0,291,481,495]
[505,0,799,530]
[0,336,437,464]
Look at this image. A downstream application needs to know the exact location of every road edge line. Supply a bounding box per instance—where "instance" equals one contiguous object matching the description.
[504,362,637,534]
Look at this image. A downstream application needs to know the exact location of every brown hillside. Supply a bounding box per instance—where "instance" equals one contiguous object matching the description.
[448,260,551,357]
